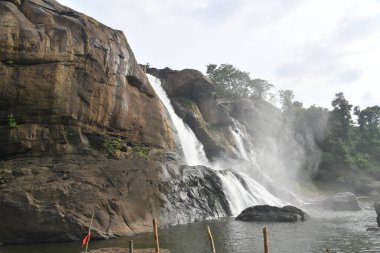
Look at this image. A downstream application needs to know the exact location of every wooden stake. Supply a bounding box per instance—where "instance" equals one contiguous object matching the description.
[153,218,160,253]
[263,227,269,253]
[207,225,216,253]
[129,240,134,253]
[84,210,95,253]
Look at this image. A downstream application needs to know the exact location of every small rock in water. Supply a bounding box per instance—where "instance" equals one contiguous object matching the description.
[235,205,308,222]
[366,227,380,232]
[374,202,380,215]
[321,192,361,211]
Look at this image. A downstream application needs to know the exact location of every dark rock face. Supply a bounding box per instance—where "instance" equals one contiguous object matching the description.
[0,155,231,243]
[0,0,176,158]
[235,205,308,222]
[146,67,214,103]
[321,192,361,211]
[159,164,231,225]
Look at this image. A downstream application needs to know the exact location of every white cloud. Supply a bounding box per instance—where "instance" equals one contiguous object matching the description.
[57,0,380,108]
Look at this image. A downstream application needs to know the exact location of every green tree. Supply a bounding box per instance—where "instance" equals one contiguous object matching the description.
[354,105,380,139]
[249,79,274,100]
[278,90,295,111]
[206,64,251,98]
[206,64,273,99]
[330,92,353,142]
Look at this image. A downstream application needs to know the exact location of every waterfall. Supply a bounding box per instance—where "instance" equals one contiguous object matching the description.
[218,170,284,215]
[230,127,249,160]
[147,75,208,166]
[148,74,285,215]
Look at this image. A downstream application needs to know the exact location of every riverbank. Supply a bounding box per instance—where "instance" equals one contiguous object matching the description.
[89,248,170,253]
[1,198,379,253]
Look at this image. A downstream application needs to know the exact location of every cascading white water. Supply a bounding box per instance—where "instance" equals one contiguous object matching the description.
[148,74,285,215]
[147,74,208,166]
[230,127,249,161]
[218,170,283,215]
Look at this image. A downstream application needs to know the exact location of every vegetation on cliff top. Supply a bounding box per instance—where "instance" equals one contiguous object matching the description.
[206,64,274,101]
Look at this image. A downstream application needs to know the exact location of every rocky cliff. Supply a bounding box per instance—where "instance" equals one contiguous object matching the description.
[0,0,176,157]
[0,0,231,244]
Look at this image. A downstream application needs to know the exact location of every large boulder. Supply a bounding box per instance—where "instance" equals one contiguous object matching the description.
[0,0,176,158]
[235,205,308,222]
[321,192,361,211]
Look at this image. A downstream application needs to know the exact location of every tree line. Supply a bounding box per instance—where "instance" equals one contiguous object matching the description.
[206,63,380,184]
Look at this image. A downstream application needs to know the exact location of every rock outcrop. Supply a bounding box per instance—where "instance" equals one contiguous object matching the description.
[0,155,231,243]
[321,192,361,211]
[0,0,176,158]
[147,67,248,161]
[235,205,308,222]
[159,164,231,224]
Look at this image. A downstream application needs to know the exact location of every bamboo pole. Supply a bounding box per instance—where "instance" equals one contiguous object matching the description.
[84,210,95,253]
[153,218,160,253]
[207,225,216,253]
[263,227,269,253]
[129,240,134,253]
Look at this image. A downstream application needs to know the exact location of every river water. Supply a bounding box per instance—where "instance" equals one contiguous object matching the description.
[1,198,379,253]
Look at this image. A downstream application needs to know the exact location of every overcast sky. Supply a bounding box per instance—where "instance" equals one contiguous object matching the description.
[58,0,380,108]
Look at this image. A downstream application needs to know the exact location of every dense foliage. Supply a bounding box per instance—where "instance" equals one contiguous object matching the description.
[206,64,274,101]
[282,92,380,183]
[206,63,380,186]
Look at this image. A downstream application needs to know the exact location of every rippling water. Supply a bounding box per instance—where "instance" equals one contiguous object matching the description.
[1,198,379,253]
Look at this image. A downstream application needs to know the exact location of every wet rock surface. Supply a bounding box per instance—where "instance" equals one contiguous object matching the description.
[159,164,231,225]
[235,205,308,222]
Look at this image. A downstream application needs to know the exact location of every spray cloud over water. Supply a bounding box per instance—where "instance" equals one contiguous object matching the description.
[226,97,330,198]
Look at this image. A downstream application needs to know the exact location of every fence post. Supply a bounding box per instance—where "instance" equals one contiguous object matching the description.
[263,227,269,253]
[153,218,160,253]
[207,225,216,253]
[129,240,133,253]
